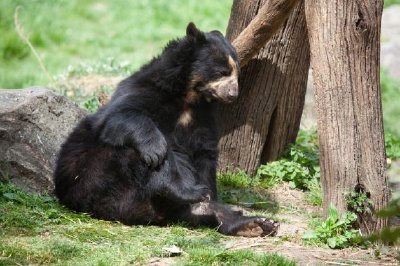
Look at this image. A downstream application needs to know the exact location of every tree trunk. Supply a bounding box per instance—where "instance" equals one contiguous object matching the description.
[305,0,390,232]
[216,0,310,175]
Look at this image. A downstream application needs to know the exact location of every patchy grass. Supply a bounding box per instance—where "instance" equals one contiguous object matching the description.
[0,182,295,265]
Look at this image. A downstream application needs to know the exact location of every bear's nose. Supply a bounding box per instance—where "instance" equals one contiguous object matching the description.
[228,79,239,99]
[228,88,238,98]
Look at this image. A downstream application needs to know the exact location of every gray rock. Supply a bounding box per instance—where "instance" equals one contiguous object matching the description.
[0,88,87,193]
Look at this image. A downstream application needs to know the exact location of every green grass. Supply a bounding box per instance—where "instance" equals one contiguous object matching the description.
[0,0,232,89]
[0,182,295,265]
[385,0,400,7]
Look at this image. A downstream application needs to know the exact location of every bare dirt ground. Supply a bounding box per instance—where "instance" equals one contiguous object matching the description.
[149,184,398,265]
[222,184,398,266]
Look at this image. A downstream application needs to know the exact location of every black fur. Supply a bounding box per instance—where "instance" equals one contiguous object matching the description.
[54,23,278,236]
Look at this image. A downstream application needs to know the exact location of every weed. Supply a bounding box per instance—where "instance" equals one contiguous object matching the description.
[345,191,373,215]
[256,129,320,190]
[303,204,363,249]
[82,96,100,113]
[257,145,319,190]
[257,160,313,189]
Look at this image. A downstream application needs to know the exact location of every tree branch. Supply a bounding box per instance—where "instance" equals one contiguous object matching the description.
[232,0,300,67]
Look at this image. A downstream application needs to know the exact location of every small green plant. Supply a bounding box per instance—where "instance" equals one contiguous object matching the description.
[257,160,313,189]
[345,190,372,215]
[82,96,100,112]
[256,129,320,190]
[303,204,362,249]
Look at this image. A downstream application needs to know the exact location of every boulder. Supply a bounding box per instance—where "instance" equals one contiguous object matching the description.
[0,88,87,193]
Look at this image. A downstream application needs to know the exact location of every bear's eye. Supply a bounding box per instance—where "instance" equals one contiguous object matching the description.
[217,70,230,77]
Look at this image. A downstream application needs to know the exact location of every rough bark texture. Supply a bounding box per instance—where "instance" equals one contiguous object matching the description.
[232,0,300,67]
[0,88,86,193]
[305,0,389,232]
[216,0,310,175]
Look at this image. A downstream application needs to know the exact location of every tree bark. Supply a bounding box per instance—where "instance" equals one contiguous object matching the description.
[232,0,300,67]
[216,0,310,175]
[305,0,390,232]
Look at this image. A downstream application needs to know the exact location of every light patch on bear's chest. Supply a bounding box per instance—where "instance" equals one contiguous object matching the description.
[177,89,199,127]
[178,108,192,126]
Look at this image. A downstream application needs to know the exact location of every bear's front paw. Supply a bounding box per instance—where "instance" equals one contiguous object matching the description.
[181,185,212,204]
[137,135,167,169]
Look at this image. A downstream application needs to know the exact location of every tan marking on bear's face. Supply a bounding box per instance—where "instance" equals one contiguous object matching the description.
[178,108,192,126]
[188,74,203,92]
[206,55,239,103]
[228,56,239,77]
[185,88,200,104]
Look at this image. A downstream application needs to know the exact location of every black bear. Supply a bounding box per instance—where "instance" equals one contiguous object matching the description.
[54,23,278,237]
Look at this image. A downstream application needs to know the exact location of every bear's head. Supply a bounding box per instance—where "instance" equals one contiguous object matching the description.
[186,22,240,104]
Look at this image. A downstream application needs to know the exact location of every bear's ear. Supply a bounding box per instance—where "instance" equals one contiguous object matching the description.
[186,22,206,42]
[210,30,224,38]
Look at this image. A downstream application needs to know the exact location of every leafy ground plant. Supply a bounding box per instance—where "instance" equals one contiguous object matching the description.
[345,191,373,215]
[0,182,294,265]
[256,130,320,190]
[303,204,362,249]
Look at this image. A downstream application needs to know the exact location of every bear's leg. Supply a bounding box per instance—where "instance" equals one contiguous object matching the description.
[148,151,212,204]
[176,201,279,237]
